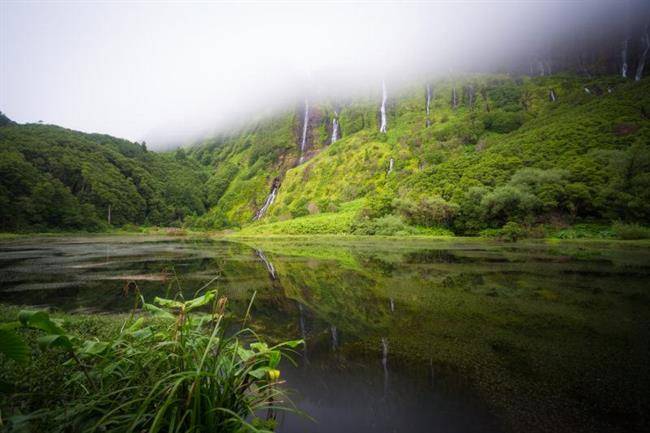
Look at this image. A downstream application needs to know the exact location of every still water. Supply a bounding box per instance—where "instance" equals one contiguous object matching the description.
[1,236,648,433]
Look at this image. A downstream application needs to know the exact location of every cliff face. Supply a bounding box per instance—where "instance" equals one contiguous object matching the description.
[186,73,650,233]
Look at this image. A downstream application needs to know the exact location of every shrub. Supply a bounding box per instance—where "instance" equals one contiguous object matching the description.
[612,222,650,240]
[394,196,459,227]
[0,292,302,432]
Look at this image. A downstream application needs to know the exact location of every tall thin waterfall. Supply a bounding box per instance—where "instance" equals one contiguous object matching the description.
[622,39,629,78]
[331,325,338,351]
[389,297,395,312]
[253,185,278,220]
[425,84,432,127]
[387,158,394,175]
[635,28,650,81]
[549,88,557,102]
[379,81,388,133]
[255,249,276,280]
[298,303,309,364]
[331,111,339,143]
[298,100,309,164]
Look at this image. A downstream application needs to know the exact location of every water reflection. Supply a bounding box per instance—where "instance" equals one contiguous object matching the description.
[1,236,649,433]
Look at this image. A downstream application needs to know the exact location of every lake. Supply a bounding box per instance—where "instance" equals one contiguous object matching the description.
[0,235,648,433]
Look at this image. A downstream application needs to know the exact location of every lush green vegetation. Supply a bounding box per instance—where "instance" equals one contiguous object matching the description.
[0,121,207,231]
[2,73,649,237]
[0,291,302,432]
[185,74,650,237]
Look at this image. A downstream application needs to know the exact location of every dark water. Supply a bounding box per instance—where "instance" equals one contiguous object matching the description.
[1,235,649,433]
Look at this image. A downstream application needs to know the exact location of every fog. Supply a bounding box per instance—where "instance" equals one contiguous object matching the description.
[1,1,647,149]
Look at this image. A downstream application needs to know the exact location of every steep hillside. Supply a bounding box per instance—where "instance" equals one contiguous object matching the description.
[0,123,207,231]
[187,74,650,235]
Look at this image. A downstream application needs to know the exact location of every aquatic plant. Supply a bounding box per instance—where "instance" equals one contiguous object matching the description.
[0,291,303,433]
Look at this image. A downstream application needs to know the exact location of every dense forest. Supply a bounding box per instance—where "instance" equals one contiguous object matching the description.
[1,73,649,236]
[0,113,207,231]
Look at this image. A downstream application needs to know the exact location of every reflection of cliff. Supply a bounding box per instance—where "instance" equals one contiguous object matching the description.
[226,239,650,433]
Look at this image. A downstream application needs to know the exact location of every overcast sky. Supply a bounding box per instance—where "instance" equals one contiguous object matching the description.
[0,1,641,148]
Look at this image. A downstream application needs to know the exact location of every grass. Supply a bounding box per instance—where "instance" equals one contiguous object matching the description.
[0,290,303,433]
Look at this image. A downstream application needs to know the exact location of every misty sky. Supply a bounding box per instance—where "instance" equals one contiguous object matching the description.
[0,1,633,148]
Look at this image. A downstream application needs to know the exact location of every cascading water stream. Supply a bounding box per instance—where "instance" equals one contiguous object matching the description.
[549,89,557,102]
[379,81,388,133]
[635,28,649,81]
[381,337,389,396]
[389,298,395,312]
[298,100,309,164]
[253,186,278,220]
[622,39,629,78]
[331,111,339,144]
[387,158,394,175]
[298,303,309,364]
[331,325,338,351]
[255,249,276,280]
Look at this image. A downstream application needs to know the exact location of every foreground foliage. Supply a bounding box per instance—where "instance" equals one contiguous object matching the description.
[0,291,302,432]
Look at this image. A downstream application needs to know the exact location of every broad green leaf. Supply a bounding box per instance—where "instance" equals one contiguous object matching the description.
[0,329,29,364]
[250,342,269,353]
[281,339,304,349]
[184,291,216,311]
[153,297,183,309]
[142,302,175,319]
[37,334,72,351]
[18,310,65,335]
[237,346,255,362]
[248,367,269,379]
[80,340,109,356]
[268,350,281,369]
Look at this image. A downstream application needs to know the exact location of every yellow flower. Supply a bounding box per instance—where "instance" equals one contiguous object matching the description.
[268,369,280,381]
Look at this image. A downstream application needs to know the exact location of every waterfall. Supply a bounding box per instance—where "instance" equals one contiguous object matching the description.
[255,249,276,280]
[331,325,338,351]
[622,39,629,78]
[584,87,591,94]
[298,100,309,164]
[253,180,279,220]
[379,81,388,133]
[635,28,650,81]
[381,337,389,395]
[387,158,394,175]
[549,88,557,102]
[389,297,395,312]
[331,111,339,144]
[298,303,309,364]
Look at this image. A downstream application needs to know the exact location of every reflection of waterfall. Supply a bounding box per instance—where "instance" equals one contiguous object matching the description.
[389,298,394,312]
[298,303,309,364]
[331,325,338,351]
[299,100,310,164]
[253,179,280,220]
[636,28,649,81]
[622,39,629,78]
[255,249,276,280]
[379,81,387,133]
[549,88,557,102]
[387,158,394,175]
[331,111,339,144]
[381,337,389,395]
